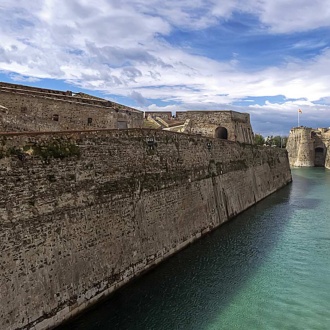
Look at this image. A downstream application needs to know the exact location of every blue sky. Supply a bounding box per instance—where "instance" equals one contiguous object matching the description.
[1,0,330,136]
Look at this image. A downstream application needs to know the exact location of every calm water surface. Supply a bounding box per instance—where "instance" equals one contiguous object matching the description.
[60,168,330,330]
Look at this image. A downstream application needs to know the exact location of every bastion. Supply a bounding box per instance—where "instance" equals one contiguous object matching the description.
[0,82,292,330]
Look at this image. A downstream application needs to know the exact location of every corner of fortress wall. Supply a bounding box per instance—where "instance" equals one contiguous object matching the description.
[287,126,330,169]
[0,129,292,330]
[287,127,315,167]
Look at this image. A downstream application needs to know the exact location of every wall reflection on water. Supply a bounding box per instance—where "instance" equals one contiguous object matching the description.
[59,168,330,330]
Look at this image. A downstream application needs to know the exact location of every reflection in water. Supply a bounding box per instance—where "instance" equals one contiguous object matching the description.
[59,168,330,330]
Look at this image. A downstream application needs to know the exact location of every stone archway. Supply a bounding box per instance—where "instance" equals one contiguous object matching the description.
[215,126,228,139]
[315,147,325,167]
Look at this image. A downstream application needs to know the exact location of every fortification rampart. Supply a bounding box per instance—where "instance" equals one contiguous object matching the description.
[0,84,141,111]
[143,110,254,144]
[0,88,143,132]
[0,83,254,146]
[0,129,291,330]
[286,127,330,168]
[176,110,254,144]
[0,82,73,96]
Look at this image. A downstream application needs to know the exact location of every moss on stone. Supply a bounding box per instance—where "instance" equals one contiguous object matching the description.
[8,147,21,156]
[0,140,80,161]
[0,147,23,159]
[33,140,80,160]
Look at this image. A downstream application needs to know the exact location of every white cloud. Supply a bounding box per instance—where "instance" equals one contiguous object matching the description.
[1,0,330,136]
[255,0,330,33]
[9,74,40,82]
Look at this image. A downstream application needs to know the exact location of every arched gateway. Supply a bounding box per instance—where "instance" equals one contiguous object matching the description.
[215,126,228,139]
[315,147,326,167]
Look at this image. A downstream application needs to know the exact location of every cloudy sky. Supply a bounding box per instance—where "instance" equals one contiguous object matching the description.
[1,0,330,136]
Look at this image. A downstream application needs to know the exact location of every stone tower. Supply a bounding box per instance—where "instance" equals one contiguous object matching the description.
[286,127,330,168]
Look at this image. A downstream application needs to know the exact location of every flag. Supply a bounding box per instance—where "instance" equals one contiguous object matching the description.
[298,109,302,113]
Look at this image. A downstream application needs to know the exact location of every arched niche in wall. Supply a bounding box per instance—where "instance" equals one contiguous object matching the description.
[315,146,326,167]
[214,126,228,139]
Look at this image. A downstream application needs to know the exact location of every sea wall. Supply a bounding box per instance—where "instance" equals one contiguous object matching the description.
[0,129,292,330]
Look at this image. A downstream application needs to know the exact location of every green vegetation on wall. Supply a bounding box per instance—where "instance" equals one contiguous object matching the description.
[33,140,80,160]
[0,140,80,161]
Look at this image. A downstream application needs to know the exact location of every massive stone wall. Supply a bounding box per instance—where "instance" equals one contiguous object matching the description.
[0,83,143,132]
[176,111,254,144]
[0,129,292,330]
[286,127,330,168]
[0,83,253,146]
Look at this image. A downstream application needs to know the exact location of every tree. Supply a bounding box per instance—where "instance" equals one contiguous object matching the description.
[254,134,265,146]
[273,135,289,148]
[273,136,282,148]
[265,135,289,148]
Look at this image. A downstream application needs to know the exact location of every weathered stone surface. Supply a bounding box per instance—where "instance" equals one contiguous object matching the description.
[0,82,251,148]
[145,110,254,144]
[286,127,330,168]
[0,129,291,330]
[0,82,143,132]
[176,110,254,144]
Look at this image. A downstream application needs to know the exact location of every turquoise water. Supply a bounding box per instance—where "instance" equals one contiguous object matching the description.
[60,168,330,330]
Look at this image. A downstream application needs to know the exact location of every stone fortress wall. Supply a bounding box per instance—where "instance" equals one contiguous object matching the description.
[0,129,292,330]
[176,111,254,144]
[145,110,254,144]
[1,83,253,145]
[286,126,330,168]
[144,111,172,120]
[0,82,143,132]
[0,82,292,329]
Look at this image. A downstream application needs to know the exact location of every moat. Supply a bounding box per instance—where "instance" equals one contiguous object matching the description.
[59,168,330,329]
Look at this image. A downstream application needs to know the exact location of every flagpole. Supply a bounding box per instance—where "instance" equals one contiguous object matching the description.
[298,109,302,127]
